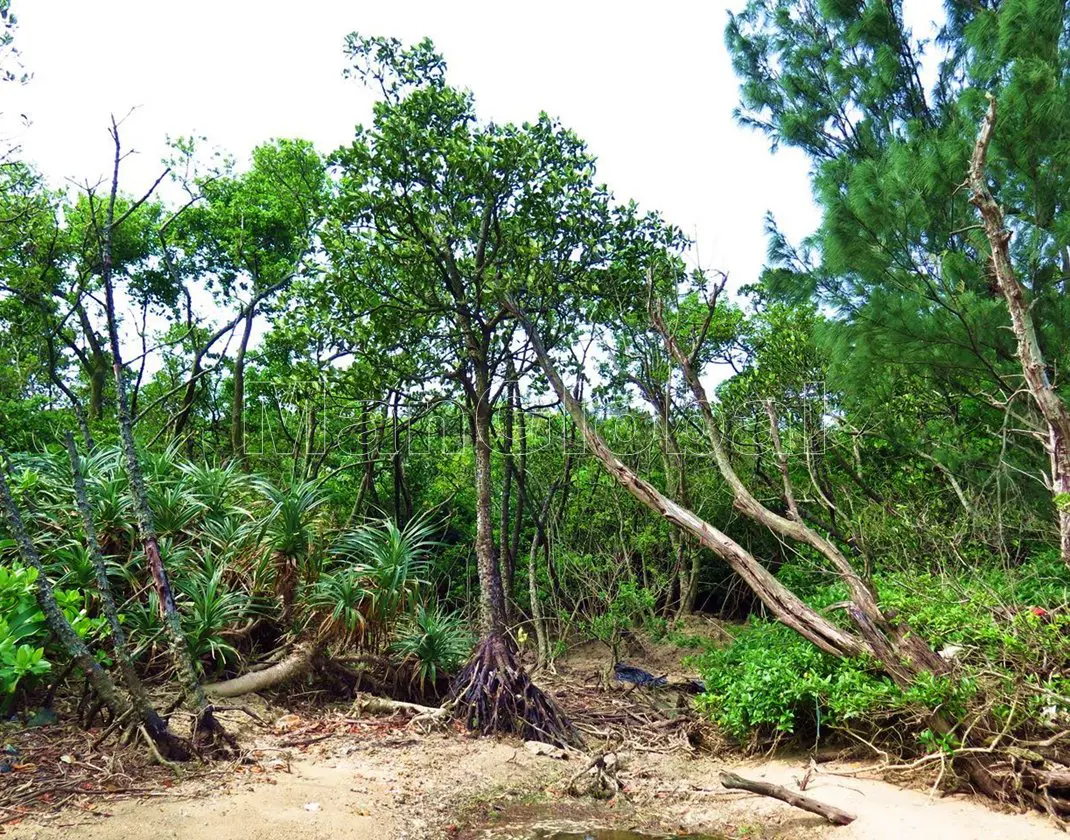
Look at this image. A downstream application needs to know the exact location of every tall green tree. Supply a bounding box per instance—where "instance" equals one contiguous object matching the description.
[163,138,326,459]
[727,0,1070,563]
[321,35,669,742]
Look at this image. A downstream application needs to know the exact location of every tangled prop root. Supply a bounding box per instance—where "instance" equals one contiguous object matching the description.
[451,634,581,749]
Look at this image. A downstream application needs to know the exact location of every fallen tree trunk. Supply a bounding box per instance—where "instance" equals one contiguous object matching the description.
[720,772,856,826]
[204,643,315,698]
[353,693,448,722]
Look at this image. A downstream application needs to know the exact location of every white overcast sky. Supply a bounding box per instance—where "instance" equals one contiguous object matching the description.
[5,0,826,293]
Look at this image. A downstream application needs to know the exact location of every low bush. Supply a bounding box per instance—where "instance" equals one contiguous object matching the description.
[0,563,106,713]
[692,553,1070,748]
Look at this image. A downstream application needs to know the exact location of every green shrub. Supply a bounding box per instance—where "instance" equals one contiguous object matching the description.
[692,619,899,738]
[693,554,1070,746]
[0,563,107,711]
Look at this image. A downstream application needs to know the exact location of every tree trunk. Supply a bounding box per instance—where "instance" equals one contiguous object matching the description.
[968,93,1070,569]
[173,352,205,452]
[472,366,507,637]
[389,391,411,524]
[88,351,107,420]
[77,303,109,421]
[98,121,233,754]
[230,304,255,463]
[65,434,189,759]
[677,544,700,619]
[450,347,575,747]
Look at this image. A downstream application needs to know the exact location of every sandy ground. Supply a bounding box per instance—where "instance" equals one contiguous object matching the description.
[6,720,1065,840]
[4,630,1065,839]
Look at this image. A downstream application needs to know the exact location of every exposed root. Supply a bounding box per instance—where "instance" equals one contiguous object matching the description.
[450,634,582,749]
[139,707,193,762]
[190,705,238,759]
[203,642,316,698]
[566,750,621,799]
[350,692,451,733]
[139,724,186,771]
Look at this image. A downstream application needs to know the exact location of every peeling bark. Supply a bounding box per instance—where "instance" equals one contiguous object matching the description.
[968,93,1070,568]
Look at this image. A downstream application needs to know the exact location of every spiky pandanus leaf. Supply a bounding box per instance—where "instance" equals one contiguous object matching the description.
[390,605,472,694]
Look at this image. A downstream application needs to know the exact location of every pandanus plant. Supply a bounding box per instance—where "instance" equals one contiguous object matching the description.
[256,479,327,625]
[317,514,434,652]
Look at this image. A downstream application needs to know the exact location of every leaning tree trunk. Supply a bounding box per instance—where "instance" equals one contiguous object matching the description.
[644,302,944,676]
[65,434,190,759]
[969,93,1070,570]
[513,301,1015,802]
[513,305,862,658]
[97,120,233,755]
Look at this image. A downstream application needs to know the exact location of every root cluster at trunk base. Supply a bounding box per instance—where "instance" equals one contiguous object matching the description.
[450,635,582,749]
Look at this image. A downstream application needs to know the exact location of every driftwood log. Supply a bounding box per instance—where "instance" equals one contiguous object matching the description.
[720,772,856,826]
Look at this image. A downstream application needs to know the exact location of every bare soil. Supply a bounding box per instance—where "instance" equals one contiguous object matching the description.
[3,633,1065,839]
[7,724,1063,840]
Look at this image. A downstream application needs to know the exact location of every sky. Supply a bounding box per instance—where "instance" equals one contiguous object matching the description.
[4,0,823,295]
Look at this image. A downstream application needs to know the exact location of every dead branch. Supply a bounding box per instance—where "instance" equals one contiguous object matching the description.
[720,771,856,825]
